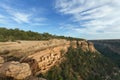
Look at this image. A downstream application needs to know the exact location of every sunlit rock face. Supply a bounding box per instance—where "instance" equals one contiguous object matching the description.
[22,40,96,74]
[0,39,96,75]
[76,41,96,52]
[0,61,31,80]
[81,41,89,52]
[88,42,96,52]
[27,43,70,74]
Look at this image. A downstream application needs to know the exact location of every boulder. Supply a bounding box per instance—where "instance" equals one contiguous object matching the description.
[20,58,40,76]
[0,61,31,79]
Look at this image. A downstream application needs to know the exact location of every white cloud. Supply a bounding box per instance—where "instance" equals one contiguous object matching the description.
[0,4,31,23]
[11,12,31,23]
[55,0,120,39]
[0,3,47,26]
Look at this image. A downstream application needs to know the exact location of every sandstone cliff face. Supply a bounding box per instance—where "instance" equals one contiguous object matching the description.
[21,40,96,74]
[88,42,96,52]
[0,61,31,79]
[76,41,96,52]
[0,39,96,76]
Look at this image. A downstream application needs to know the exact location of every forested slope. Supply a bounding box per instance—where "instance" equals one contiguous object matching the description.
[42,46,120,80]
[91,40,120,67]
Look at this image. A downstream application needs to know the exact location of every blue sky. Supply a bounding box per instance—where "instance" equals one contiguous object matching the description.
[0,0,120,39]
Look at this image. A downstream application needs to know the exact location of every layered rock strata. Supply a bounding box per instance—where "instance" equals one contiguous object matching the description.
[0,39,96,76]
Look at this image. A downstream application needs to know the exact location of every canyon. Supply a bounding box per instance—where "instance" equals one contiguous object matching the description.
[91,39,120,67]
[0,39,96,79]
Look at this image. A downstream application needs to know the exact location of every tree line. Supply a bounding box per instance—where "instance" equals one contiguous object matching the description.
[0,27,84,42]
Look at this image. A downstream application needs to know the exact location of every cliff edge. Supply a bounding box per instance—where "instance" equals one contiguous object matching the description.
[0,39,96,78]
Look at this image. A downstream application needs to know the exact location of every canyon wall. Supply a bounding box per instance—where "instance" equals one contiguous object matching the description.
[0,39,96,79]
[20,39,96,74]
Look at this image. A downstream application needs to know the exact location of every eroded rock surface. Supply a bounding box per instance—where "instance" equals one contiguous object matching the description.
[88,42,96,52]
[0,56,4,63]
[0,56,4,67]
[0,39,96,75]
[0,61,31,79]
[25,40,96,74]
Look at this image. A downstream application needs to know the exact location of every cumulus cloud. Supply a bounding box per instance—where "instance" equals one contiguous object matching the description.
[55,0,120,39]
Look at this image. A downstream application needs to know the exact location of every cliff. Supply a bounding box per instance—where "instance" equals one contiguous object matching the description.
[23,40,96,74]
[0,39,120,80]
[0,39,96,77]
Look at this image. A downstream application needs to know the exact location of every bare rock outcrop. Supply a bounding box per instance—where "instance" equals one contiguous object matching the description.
[0,61,31,79]
[81,41,89,51]
[27,44,69,73]
[88,42,96,52]
[24,40,96,74]
[20,58,40,76]
[0,39,96,76]
[77,41,96,52]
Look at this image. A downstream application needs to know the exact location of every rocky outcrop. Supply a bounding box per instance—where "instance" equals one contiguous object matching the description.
[23,40,96,74]
[88,42,96,52]
[0,39,96,76]
[0,61,31,80]
[27,44,69,74]
[20,58,40,76]
[81,41,89,51]
[75,41,96,52]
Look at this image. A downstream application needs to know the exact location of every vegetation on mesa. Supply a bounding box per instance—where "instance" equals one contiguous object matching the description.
[42,46,120,80]
[0,27,84,42]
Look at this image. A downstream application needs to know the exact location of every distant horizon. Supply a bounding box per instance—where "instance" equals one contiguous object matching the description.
[1,27,120,40]
[88,39,120,40]
[0,0,120,39]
